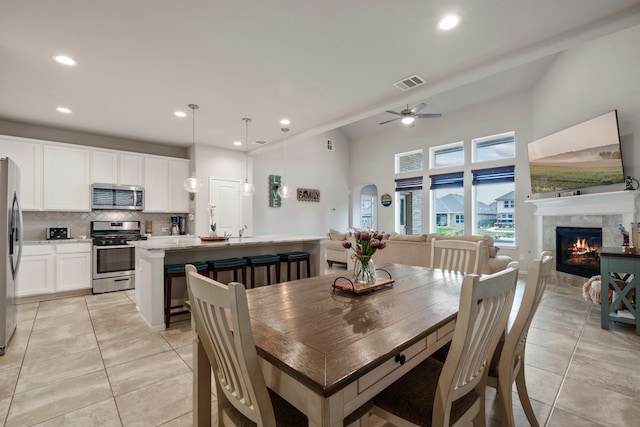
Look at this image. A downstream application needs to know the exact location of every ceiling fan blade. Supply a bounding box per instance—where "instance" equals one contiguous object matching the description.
[379,117,401,125]
[411,103,427,113]
[415,113,442,118]
[384,110,401,116]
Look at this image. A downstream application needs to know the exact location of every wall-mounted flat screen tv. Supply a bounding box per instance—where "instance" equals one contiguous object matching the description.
[528,110,624,194]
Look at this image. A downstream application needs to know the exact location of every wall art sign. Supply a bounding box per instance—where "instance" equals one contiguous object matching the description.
[269,175,281,207]
[297,188,320,202]
[380,193,392,207]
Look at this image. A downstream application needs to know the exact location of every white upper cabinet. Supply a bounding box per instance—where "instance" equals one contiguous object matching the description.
[92,151,144,187]
[91,151,118,184]
[119,153,144,186]
[43,145,91,211]
[168,159,190,213]
[144,157,190,213]
[143,157,169,212]
[0,136,43,210]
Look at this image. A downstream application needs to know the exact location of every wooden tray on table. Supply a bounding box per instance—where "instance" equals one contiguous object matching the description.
[332,277,395,295]
[200,236,229,242]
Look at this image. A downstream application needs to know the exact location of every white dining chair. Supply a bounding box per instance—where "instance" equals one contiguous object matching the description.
[487,251,554,427]
[371,266,518,426]
[430,238,482,274]
[185,264,308,426]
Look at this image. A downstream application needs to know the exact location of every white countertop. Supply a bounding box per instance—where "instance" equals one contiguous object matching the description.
[128,234,327,251]
[24,238,92,245]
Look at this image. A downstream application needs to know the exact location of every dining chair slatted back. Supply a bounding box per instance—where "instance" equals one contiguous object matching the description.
[372,266,518,427]
[430,238,482,274]
[440,268,518,407]
[185,264,277,425]
[487,251,553,427]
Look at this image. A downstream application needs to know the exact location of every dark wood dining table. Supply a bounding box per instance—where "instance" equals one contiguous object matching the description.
[193,263,465,427]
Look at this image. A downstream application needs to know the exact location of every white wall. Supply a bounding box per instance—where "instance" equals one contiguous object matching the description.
[251,128,350,236]
[348,93,532,262]
[532,24,640,179]
[192,144,251,236]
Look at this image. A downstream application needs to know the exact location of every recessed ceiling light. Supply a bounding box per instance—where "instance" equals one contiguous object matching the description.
[52,55,77,66]
[174,111,187,117]
[233,141,242,146]
[437,14,461,31]
[56,107,72,114]
[280,118,290,125]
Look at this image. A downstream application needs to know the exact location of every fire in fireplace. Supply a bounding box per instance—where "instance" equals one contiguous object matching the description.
[555,226,602,278]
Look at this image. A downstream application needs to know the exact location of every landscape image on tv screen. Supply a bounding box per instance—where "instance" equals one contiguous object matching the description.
[528,110,624,194]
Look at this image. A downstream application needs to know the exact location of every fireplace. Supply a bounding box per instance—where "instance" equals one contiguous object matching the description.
[555,226,602,278]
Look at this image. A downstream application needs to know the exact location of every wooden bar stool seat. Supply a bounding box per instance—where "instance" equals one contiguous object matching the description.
[243,255,280,288]
[206,258,247,284]
[278,251,311,281]
[164,261,208,328]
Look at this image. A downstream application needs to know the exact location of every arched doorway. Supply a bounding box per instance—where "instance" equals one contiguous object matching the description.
[359,184,378,230]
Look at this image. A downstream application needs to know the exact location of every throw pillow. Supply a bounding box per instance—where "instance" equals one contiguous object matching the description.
[329,229,347,241]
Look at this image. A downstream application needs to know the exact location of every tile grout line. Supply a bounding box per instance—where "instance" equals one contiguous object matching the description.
[86,294,126,426]
[543,301,593,427]
[3,302,39,427]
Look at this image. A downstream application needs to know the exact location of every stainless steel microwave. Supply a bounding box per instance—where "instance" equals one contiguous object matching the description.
[92,184,144,210]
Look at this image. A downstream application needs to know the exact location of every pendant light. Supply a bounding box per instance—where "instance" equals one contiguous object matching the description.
[277,127,292,198]
[183,104,203,194]
[239,117,255,196]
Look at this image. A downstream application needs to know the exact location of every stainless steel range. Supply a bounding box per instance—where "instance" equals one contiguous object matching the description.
[91,221,145,294]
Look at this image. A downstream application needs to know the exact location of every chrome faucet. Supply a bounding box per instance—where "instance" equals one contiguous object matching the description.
[239,225,247,239]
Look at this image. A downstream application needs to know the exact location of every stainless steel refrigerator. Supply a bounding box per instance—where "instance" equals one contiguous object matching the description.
[1,157,22,356]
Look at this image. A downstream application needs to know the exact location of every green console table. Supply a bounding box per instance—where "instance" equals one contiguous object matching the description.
[599,248,639,335]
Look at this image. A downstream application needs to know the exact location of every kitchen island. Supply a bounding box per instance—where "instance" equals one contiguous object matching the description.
[129,235,327,330]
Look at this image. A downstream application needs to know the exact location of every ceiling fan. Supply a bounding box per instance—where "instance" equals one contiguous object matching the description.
[379,103,442,126]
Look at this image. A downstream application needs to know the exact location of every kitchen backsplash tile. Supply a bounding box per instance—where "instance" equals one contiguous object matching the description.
[23,211,188,241]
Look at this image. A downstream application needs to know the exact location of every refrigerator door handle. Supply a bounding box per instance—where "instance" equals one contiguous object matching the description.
[10,192,23,279]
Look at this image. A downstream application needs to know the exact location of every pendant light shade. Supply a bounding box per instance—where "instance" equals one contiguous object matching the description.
[239,117,255,196]
[277,126,292,198]
[183,104,203,193]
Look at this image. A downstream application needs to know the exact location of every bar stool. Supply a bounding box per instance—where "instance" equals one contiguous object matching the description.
[206,258,247,284]
[165,262,208,328]
[243,255,281,288]
[278,251,311,281]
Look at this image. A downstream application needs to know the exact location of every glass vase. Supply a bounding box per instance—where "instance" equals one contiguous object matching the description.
[354,255,376,284]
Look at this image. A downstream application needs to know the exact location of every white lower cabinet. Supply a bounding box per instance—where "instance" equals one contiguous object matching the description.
[55,243,92,292]
[17,242,92,297]
[17,245,55,296]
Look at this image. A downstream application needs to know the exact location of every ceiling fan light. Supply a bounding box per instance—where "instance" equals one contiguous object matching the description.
[401,116,415,125]
[240,180,255,196]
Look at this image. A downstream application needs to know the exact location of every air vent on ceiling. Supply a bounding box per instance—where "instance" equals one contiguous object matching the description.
[393,74,426,91]
[254,140,267,145]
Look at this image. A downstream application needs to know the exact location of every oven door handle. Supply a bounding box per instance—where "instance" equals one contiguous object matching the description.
[113,277,132,282]
[94,244,135,250]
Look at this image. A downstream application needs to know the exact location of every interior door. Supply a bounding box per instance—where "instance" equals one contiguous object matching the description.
[209,178,242,237]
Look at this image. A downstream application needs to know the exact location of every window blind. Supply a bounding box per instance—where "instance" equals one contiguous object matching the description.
[395,176,423,191]
[472,166,515,185]
[430,172,464,189]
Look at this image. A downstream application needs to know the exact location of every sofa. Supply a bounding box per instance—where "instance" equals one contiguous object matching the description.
[325,230,513,274]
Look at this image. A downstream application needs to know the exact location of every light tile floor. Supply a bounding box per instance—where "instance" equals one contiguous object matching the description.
[1,275,639,426]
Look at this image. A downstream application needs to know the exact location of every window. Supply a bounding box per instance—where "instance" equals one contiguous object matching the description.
[472,166,515,245]
[395,149,423,174]
[472,132,515,163]
[395,176,423,235]
[360,194,375,229]
[430,142,464,169]
[430,172,464,236]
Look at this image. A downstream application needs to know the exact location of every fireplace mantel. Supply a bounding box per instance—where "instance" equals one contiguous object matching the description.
[526,190,637,217]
